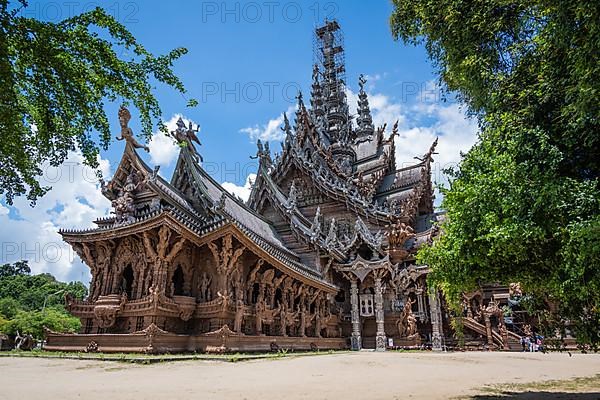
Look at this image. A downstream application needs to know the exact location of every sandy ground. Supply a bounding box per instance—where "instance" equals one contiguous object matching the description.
[1,352,599,400]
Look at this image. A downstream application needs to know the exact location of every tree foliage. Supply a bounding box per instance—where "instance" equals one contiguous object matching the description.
[0,307,81,339]
[0,259,30,278]
[0,0,195,205]
[0,260,86,338]
[391,0,600,345]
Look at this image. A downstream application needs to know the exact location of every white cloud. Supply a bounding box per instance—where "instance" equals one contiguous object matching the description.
[347,86,478,190]
[148,114,199,167]
[393,102,478,206]
[221,173,256,202]
[0,151,112,283]
[239,106,297,142]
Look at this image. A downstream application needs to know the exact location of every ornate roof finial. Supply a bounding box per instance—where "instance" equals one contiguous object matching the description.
[288,180,298,207]
[250,139,272,167]
[116,105,149,152]
[414,137,439,162]
[281,112,294,151]
[356,74,374,139]
[170,116,203,162]
[325,218,338,249]
[358,73,367,91]
[296,90,304,109]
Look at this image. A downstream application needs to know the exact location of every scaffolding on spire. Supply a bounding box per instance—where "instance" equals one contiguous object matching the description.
[312,20,350,144]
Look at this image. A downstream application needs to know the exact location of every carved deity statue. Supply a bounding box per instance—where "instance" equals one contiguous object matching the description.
[116,106,149,151]
[509,282,523,298]
[198,272,212,302]
[171,117,202,160]
[288,180,298,207]
[111,170,147,224]
[385,220,415,250]
[325,218,338,248]
[397,298,418,338]
[255,299,266,335]
[234,299,247,333]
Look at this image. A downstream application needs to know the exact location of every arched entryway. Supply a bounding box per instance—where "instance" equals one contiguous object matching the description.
[172,265,185,296]
[121,264,134,299]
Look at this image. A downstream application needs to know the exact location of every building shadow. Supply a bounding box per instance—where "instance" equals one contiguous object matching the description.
[471,392,600,399]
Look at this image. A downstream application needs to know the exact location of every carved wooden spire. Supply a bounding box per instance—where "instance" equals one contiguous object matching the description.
[356,74,374,138]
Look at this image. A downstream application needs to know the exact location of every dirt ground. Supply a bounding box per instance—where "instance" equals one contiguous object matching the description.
[1,351,599,400]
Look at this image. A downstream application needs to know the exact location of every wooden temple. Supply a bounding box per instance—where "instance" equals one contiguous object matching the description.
[46,21,451,353]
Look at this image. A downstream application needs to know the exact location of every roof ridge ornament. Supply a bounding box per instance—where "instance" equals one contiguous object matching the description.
[251,139,273,169]
[414,137,439,163]
[116,105,149,152]
[171,116,203,162]
[356,74,374,140]
[325,218,339,250]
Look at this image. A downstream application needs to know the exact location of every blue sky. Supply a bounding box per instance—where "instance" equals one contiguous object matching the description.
[0,0,478,283]
[113,0,446,183]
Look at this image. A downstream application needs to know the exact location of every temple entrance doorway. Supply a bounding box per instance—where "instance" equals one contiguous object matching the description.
[361,317,377,349]
[172,265,185,296]
[122,264,134,298]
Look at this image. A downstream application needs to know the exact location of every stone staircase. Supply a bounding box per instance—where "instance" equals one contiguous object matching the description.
[462,317,522,351]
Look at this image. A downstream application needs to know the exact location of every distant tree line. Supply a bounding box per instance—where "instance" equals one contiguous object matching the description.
[0,260,86,339]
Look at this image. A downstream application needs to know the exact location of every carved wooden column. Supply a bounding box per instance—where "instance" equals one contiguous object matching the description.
[484,313,493,347]
[373,270,387,351]
[428,289,444,351]
[350,278,362,351]
[499,321,509,350]
[209,234,245,296]
[415,287,426,321]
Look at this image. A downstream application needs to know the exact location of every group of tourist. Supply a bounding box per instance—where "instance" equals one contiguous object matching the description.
[521,335,544,352]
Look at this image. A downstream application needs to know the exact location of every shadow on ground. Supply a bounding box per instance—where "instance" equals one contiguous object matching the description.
[472,392,600,399]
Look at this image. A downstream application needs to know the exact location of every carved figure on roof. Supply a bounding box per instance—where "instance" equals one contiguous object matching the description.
[213,192,227,213]
[251,139,272,167]
[112,191,135,224]
[100,178,118,200]
[296,90,304,108]
[171,117,203,161]
[385,120,399,145]
[375,123,386,146]
[310,207,323,240]
[281,112,293,142]
[325,218,338,249]
[339,155,353,175]
[358,74,367,91]
[415,137,439,162]
[288,180,298,207]
[116,106,149,152]
[385,219,415,250]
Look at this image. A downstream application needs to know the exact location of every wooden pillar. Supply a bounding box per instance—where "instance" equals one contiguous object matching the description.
[374,275,386,351]
[484,314,493,348]
[500,320,509,350]
[350,278,362,351]
[416,288,426,321]
[429,289,444,351]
